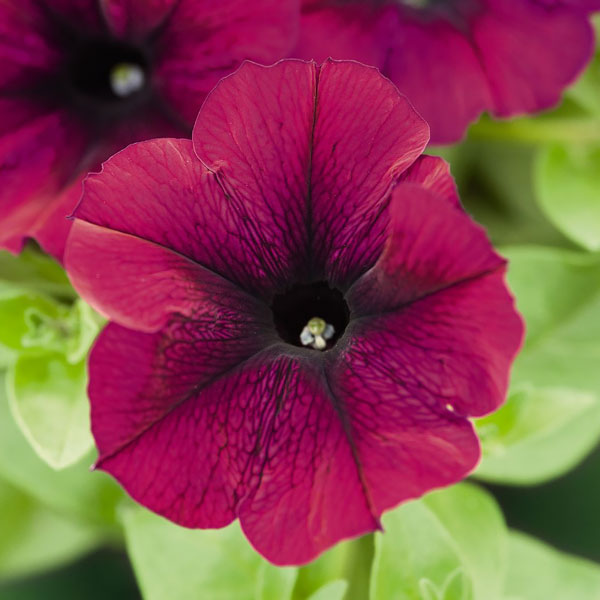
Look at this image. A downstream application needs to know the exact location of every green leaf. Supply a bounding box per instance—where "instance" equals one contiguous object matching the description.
[566,48,600,116]
[306,581,348,600]
[440,569,471,600]
[418,579,441,600]
[0,475,100,580]
[0,373,122,528]
[417,569,472,600]
[7,353,93,469]
[0,290,68,354]
[0,247,74,301]
[535,143,600,251]
[122,507,297,600]
[292,534,373,600]
[475,247,600,484]
[65,299,105,364]
[0,345,15,370]
[0,287,103,362]
[370,483,506,600]
[503,531,600,600]
[475,386,600,484]
[0,289,102,469]
[257,562,297,600]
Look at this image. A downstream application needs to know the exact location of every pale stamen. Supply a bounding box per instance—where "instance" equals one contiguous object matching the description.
[110,63,145,97]
[300,317,335,351]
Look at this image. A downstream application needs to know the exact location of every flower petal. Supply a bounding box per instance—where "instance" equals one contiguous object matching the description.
[193,59,429,290]
[28,177,84,261]
[309,60,429,287]
[347,184,505,314]
[101,0,178,38]
[535,0,600,7]
[473,0,595,117]
[345,268,522,419]
[65,220,271,332]
[385,16,492,144]
[154,0,300,124]
[92,331,378,563]
[294,2,392,66]
[89,317,268,521]
[0,104,87,257]
[325,272,520,516]
[554,0,600,8]
[0,102,179,261]
[45,0,105,30]
[0,1,62,89]
[236,355,381,565]
[295,0,597,143]
[323,256,523,513]
[398,155,460,208]
[72,138,301,298]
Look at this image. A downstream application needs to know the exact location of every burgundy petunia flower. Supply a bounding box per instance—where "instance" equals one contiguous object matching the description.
[65,59,523,564]
[0,0,297,259]
[294,0,599,143]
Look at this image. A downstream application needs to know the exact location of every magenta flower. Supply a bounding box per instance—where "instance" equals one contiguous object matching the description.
[294,0,599,143]
[65,60,523,564]
[0,0,297,260]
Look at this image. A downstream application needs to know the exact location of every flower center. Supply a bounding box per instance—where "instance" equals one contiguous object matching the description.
[271,282,350,350]
[67,39,150,107]
[300,317,336,351]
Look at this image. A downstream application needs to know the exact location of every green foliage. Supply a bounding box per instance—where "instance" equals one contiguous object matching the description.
[0,247,74,301]
[0,373,122,529]
[439,142,568,248]
[0,476,100,581]
[370,486,600,600]
[0,249,104,470]
[0,289,66,353]
[257,562,298,600]
[370,483,506,600]
[529,48,600,250]
[305,581,348,600]
[7,353,93,469]
[566,45,600,117]
[535,143,600,251]
[475,247,600,484]
[476,386,600,484]
[504,531,600,600]
[120,483,597,600]
[293,535,373,600]
[122,508,298,600]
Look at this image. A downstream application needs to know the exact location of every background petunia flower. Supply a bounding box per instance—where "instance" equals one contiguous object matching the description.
[293,0,600,143]
[65,59,524,565]
[0,0,298,260]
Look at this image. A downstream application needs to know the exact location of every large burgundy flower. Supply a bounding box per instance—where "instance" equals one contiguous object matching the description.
[0,0,297,260]
[294,0,599,143]
[65,60,523,564]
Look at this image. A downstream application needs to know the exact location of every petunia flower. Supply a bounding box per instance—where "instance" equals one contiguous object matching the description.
[0,0,297,260]
[294,0,600,143]
[65,59,524,565]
